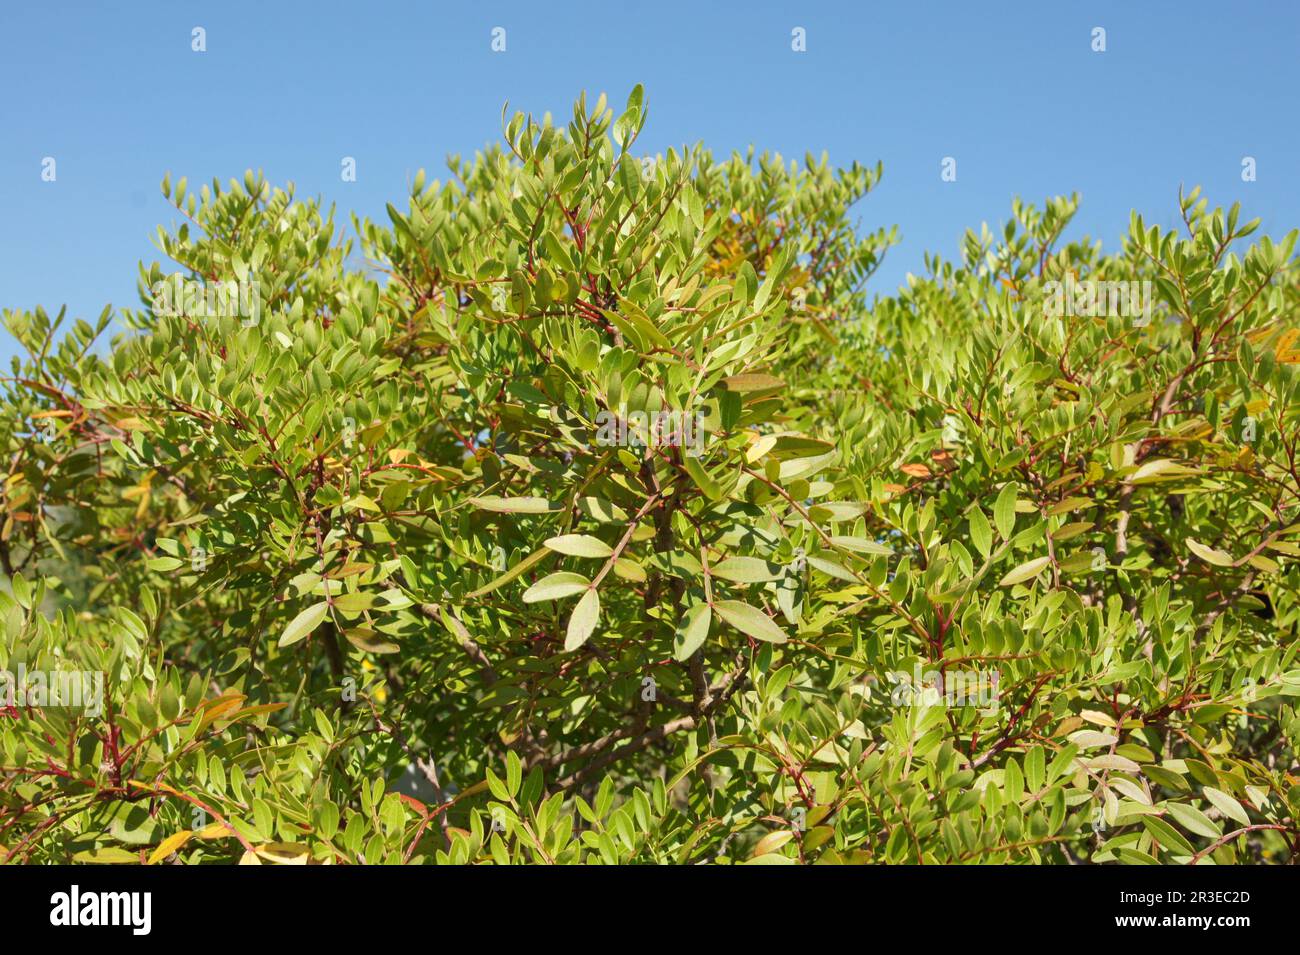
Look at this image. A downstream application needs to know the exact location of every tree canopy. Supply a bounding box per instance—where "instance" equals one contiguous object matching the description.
[2,88,1298,865]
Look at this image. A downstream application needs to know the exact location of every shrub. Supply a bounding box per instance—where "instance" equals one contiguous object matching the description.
[2,88,1298,864]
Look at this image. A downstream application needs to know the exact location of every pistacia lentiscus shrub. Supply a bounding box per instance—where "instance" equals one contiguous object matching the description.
[2,88,1299,865]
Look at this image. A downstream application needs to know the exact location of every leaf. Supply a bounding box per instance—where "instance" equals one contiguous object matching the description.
[829,535,892,556]
[1141,816,1196,857]
[683,455,723,501]
[998,556,1051,587]
[1246,553,1280,574]
[751,830,793,857]
[968,507,992,559]
[673,603,711,661]
[722,373,785,394]
[1131,459,1199,483]
[994,483,1018,540]
[1185,537,1234,567]
[1080,709,1117,728]
[1024,746,1045,791]
[1202,787,1251,827]
[1085,754,1141,773]
[148,829,194,864]
[565,587,600,651]
[613,557,647,583]
[544,534,614,558]
[344,628,400,654]
[343,493,381,513]
[333,591,375,613]
[713,600,789,643]
[805,555,857,582]
[255,842,311,865]
[466,548,548,599]
[159,683,180,722]
[606,301,671,350]
[1046,496,1092,516]
[1163,802,1222,840]
[506,751,522,796]
[1052,521,1094,542]
[522,572,590,603]
[73,847,140,864]
[277,601,329,648]
[468,496,557,513]
[744,853,797,865]
[745,434,779,463]
[711,556,781,582]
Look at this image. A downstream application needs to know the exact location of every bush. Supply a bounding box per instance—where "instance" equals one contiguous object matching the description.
[2,88,1298,864]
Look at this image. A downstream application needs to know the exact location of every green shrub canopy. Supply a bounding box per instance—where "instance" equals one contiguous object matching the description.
[2,88,1298,865]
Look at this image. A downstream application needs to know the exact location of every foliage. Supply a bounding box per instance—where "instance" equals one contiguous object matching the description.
[2,88,1299,864]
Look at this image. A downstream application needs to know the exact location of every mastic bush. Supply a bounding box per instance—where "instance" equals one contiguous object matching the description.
[2,88,1299,864]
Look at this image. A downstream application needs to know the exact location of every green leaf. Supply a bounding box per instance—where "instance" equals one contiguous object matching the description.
[1024,746,1045,792]
[159,683,181,722]
[277,601,329,648]
[1202,787,1251,827]
[1141,815,1197,857]
[543,534,614,558]
[73,847,140,864]
[345,628,400,654]
[333,592,375,613]
[1185,538,1234,567]
[993,483,1018,540]
[805,555,857,582]
[486,768,510,802]
[683,455,723,501]
[968,507,992,559]
[522,572,590,603]
[713,600,789,643]
[829,535,892,556]
[564,587,600,651]
[1163,801,1222,840]
[998,556,1051,587]
[506,751,522,797]
[1131,459,1199,483]
[467,548,548,599]
[673,603,711,661]
[711,556,781,582]
[468,496,558,513]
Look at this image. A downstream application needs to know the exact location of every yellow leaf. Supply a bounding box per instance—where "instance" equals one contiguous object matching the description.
[1274,328,1300,362]
[751,830,794,857]
[255,842,311,864]
[197,821,235,840]
[745,434,778,463]
[148,829,194,864]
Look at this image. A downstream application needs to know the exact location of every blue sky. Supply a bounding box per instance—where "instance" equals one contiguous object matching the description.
[2,1,1297,364]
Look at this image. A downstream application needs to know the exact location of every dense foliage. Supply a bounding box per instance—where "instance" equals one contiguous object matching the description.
[3,88,1299,864]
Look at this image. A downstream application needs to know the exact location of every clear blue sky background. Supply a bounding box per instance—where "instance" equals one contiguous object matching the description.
[2,1,1296,365]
